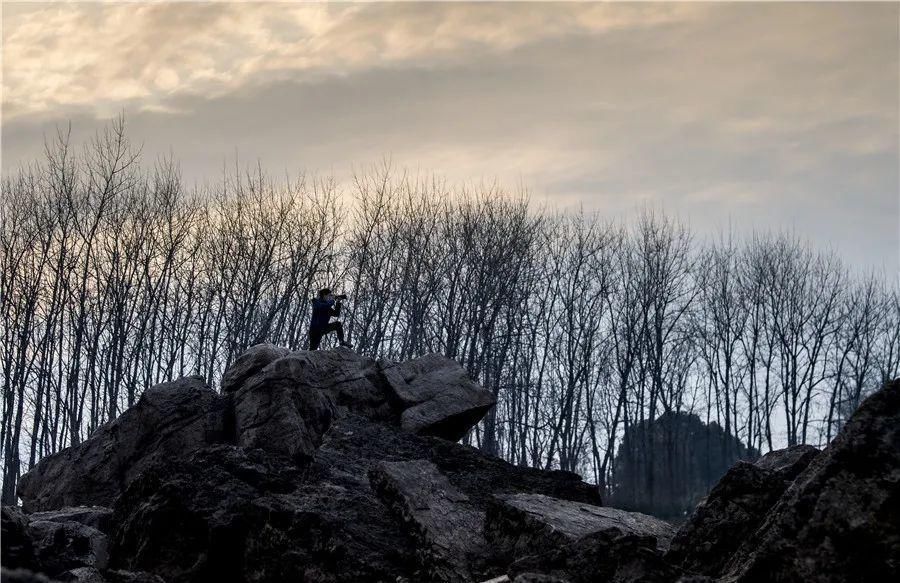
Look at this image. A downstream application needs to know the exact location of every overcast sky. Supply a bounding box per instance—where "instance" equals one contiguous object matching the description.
[2,1,898,274]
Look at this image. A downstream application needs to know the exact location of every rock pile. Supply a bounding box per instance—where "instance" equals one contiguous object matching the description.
[2,345,898,583]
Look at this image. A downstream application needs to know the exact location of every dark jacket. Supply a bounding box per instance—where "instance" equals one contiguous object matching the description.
[310,298,339,331]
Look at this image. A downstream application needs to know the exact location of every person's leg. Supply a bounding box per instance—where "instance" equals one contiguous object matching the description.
[329,321,345,343]
[325,321,350,347]
[309,328,323,350]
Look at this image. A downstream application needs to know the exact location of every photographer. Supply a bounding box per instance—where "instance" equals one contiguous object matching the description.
[309,288,352,350]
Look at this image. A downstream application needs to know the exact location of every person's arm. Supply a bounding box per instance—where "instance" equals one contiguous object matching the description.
[331,300,341,317]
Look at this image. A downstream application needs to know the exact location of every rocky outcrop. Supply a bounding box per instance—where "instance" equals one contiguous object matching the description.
[381,353,497,440]
[720,378,900,582]
[29,506,113,534]
[507,528,682,583]
[1,504,156,583]
[665,444,820,576]
[17,377,224,512]
[369,459,491,582]
[219,343,290,393]
[6,344,898,583]
[231,355,336,462]
[487,492,674,564]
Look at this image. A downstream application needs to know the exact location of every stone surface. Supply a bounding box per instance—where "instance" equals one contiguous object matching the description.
[486,492,674,564]
[665,461,785,576]
[232,355,336,462]
[29,507,113,534]
[381,353,496,440]
[57,568,165,583]
[1,568,58,583]
[753,443,820,481]
[2,505,36,569]
[666,445,821,577]
[720,378,900,583]
[508,528,682,583]
[369,459,491,582]
[27,519,109,576]
[17,376,223,512]
[220,343,290,393]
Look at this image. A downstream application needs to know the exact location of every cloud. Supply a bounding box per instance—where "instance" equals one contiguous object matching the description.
[1,2,896,273]
[1,1,703,120]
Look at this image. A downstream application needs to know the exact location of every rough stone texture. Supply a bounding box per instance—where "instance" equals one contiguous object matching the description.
[665,444,821,577]
[57,568,165,583]
[486,492,674,564]
[720,378,900,583]
[753,443,820,481]
[1,568,58,583]
[232,355,336,462]
[29,507,113,534]
[369,459,491,582]
[220,343,291,393]
[17,376,223,512]
[27,519,109,576]
[2,505,36,569]
[513,574,571,583]
[665,461,785,576]
[110,440,432,583]
[381,353,496,440]
[508,528,682,583]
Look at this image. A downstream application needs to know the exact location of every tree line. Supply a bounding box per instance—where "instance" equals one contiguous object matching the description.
[2,117,898,504]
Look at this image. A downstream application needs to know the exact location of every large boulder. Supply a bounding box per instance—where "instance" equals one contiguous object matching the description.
[231,354,336,462]
[17,377,223,512]
[2,505,36,569]
[381,353,496,441]
[719,378,900,582]
[219,343,290,393]
[486,492,674,564]
[2,505,111,578]
[369,459,491,582]
[665,444,820,576]
[507,528,682,583]
[29,507,114,534]
[110,445,382,583]
[26,519,109,576]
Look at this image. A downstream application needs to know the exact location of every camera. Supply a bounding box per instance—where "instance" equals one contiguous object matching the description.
[335,294,348,301]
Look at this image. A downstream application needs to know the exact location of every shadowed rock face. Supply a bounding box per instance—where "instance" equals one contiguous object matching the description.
[487,492,675,563]
[665,444,821,577]
[17,377,224,513]
[719,378,900,583]
[6,347,898,583]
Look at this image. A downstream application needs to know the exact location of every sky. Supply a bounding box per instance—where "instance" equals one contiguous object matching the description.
[2,1,898,274]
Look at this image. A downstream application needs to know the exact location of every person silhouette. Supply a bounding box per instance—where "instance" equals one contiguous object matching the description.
[309,288,351,350]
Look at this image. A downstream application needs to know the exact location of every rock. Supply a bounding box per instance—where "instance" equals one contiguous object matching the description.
[513,574,571,583]
[2,505,36,569]
[369,459,490,582]
[0,568,59,583]
[381,353,496,440]
[486,492,674,564]
[720,378,900,582]
[753,444,820,481]
[232,354,336,462]
[27,519,109,576]
[665,461,785,576]
[29,507,113,534]
[57,568,165,583]
[508,528,682,583]
[56,568,106,583]
[220,343,290,393]
[665,444,821,577]
[111,443,417,583]
[18,376,223,512]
